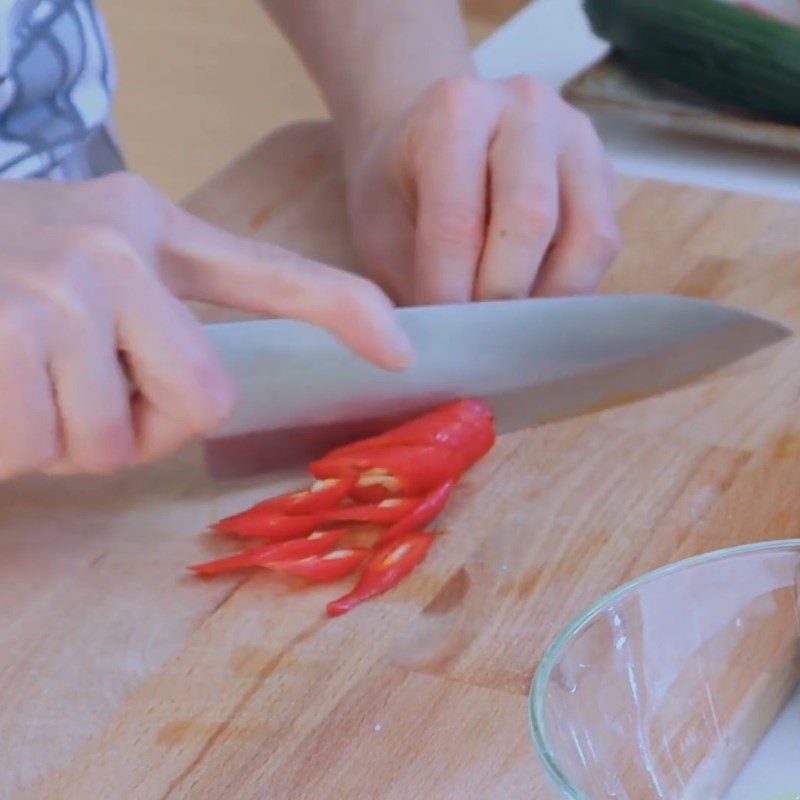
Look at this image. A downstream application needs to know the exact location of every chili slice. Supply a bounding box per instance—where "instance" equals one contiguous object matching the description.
[311,444,463,499]
[212,511,322,540]
[214,475,354,532]
[318,497,417,524]
[323,399,495,469]
[326,531,435,617]
[189,528,346,576]
[379,480,454,543]
[348,484,395,504]
[266,548,370,582]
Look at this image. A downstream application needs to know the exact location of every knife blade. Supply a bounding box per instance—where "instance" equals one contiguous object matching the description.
[202,295,790,479]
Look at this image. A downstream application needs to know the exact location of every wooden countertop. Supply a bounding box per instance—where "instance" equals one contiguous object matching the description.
[3,122,799,799]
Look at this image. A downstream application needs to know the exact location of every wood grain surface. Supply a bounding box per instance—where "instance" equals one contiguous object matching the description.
[2,122,800,799]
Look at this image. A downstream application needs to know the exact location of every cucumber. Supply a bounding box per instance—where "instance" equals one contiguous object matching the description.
[584,0,800,124]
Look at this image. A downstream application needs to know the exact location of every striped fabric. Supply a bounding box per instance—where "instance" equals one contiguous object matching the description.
[0,0,122,179]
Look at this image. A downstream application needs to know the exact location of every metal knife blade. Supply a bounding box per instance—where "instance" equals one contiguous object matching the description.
[202,295,790,479]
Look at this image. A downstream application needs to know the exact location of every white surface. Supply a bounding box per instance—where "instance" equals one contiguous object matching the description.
[723,687,800,800]
[474,0,800,203]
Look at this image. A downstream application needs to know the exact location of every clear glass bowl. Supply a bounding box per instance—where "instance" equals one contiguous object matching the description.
[530,540,800,800]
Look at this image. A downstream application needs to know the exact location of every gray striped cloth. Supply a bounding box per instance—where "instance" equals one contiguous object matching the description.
[0,0,122,179]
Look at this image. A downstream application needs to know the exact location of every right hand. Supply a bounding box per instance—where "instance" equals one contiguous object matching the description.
[0,173,413,480]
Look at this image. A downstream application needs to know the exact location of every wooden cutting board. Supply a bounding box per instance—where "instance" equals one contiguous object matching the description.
[3,121,800,800]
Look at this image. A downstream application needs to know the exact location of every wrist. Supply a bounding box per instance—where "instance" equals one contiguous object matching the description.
[337,59,476,166]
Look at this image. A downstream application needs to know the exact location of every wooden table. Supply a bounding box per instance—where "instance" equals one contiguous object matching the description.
[2,122,800,799]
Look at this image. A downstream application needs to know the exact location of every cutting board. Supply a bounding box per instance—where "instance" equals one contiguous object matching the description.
[564,55,800,154]
[3,121,800,800]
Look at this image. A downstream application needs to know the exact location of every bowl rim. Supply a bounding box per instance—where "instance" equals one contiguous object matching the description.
[528,538,800,800]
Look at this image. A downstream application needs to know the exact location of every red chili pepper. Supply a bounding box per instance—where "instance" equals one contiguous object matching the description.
[311,444,463,500]
[318,497,418,524]
[324,399,495,469]
[212,511,322,540]
[348,484,394,504]
[379,480,454,543]
[213,476,355,534]
[265,548,371,582]
[189,528,346,576]
[326,531,435,617]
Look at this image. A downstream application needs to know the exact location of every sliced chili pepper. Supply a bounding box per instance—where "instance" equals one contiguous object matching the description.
[326,531,435,617]
[318,497,418,524]
[265,548,370,582]
[379,480,454,543]
[189,528,346,576]
[330,399,492,453]
[212,511,322,540]
[324,399,495,469]
[311,444,462,500]
[214,476,355,533]
[348,484,395,504]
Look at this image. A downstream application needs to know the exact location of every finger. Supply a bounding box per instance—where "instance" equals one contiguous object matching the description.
[350,191,417,305]
[475,110,560,300]
[0,304,60,479]
[411,95,496,304]
[131,396,199,465]
[117,284,237,461]
[362,213,416,304]
[159,210,413,371]
[533,114,621,297]
[48,327,136,475]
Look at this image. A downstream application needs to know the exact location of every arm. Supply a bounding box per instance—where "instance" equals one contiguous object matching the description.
[0,175,411,480]
[262,1,621,305]
[260,0,473,152]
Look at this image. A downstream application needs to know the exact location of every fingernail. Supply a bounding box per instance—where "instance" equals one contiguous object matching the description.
[385,325,415,371]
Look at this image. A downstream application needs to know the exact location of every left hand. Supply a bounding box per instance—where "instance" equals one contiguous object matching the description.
[342,74,621,305]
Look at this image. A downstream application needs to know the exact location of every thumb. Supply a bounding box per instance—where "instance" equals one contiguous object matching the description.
[158,206,413,371]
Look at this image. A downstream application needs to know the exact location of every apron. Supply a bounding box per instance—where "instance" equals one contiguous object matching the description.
[0,0,122,179]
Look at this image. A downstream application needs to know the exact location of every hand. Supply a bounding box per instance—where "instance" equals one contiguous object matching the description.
[0,174,412,480]
[343,74,621,305]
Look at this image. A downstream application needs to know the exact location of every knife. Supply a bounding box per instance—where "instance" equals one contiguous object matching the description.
[202,295,790,479]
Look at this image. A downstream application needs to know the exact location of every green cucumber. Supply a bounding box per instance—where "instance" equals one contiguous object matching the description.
[584,0,800,124]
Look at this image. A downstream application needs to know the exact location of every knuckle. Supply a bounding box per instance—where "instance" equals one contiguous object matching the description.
[351,274,390,307]
[53,223,120,251]
[330,277,386,322]
[569,107,602,147]
[29,254,95,333]
[55,224,139,273]
[196,396,236,433]
[570,106,594,131]
[89,173,166,238]
[186,361,237,432]
[586,225,623,265]
[429,75,474,104]
[95,171,157,209]
[426,76,486,123]
[502,193,558,241]
[58,224,148,284]
[75,224,131,258]
[508,74,547,105]
[75,423,135,475]
[421,204,484,253]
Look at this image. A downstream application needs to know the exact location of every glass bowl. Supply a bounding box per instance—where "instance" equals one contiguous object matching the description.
[530,540,800,800]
